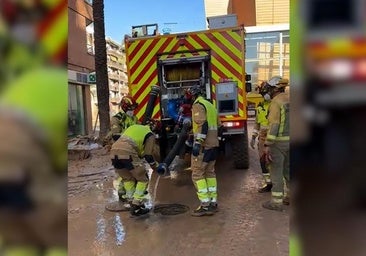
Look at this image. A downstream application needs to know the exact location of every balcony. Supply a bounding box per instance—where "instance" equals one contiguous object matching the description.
[107,48,123,58]
[108,72,121,81]
[107,60,125,71]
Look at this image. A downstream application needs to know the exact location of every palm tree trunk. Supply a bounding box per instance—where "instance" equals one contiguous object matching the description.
[92,0,110,138]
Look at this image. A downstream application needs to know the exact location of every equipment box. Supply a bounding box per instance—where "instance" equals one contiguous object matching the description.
[207,14,238,29]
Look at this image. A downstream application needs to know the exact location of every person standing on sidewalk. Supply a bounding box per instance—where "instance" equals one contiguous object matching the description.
[250,81,273,193]
[262,76,290,211]
[188,85,220,217]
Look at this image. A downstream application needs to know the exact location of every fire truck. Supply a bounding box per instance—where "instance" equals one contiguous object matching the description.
[124,24,252,169]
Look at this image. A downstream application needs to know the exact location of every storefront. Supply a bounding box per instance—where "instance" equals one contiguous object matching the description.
[68,70,93,137]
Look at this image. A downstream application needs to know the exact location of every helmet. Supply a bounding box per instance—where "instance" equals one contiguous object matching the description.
[120,96,138,112]
[268,76,289,88]
[257,81,270,95]
[187,84,202,97]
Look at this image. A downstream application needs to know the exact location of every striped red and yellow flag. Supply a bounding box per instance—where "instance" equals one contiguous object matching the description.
[125,27,247,121]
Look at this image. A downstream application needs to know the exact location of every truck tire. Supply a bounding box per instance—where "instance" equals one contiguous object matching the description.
[231,133,249,169]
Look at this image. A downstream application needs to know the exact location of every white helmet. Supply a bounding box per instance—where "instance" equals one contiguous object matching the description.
[268,76,289,88]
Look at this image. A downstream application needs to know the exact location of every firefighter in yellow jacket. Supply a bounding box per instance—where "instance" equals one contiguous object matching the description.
[105,95,139,202]
[110,124,159,217]
[262,76,290,211]
[250,81,273,193]
[188,85,220,217]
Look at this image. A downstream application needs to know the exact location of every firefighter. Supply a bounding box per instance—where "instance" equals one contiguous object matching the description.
[105,95,139,201]
[0,67,67,255]
[106,95,139,143]
[110,124,160,217]
[187,85,220,217]
[250,81,273,193]
[262,76,290,211]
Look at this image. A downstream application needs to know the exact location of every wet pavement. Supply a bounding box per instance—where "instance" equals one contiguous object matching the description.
[68,122,289,256]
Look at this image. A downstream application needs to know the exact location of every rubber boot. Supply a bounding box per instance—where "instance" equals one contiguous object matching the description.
[191,204,214,217]
[258,183,273,193]
[130,204,150,217]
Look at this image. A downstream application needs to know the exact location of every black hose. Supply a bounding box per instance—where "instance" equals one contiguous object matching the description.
[142,85,161,125]
[164,123,190,165]
[157,121,191,175]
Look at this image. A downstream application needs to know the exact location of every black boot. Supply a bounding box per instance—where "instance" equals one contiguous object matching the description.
[208,202,218,213]
[191,205,214,217]
[258,183,272,193]
[130,204,150,217]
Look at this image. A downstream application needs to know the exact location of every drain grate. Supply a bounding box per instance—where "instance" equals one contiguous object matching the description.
[153,204,190,215]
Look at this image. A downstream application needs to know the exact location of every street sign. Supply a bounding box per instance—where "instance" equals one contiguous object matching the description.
[88,72,96,83]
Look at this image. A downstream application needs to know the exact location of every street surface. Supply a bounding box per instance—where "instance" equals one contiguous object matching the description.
[68,122,289,256]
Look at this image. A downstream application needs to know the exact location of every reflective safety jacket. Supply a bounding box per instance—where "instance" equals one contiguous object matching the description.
[110,111,138,135]
[122,124,153,156]
[265,92,290,144]
[192,96,219,149]
[253,100,270,135]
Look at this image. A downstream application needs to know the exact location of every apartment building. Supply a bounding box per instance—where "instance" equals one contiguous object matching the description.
[105,37,129,115]
[68,0,94,136]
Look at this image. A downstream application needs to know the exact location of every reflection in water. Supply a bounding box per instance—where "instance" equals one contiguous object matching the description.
[113,214,125,246]
[96,213,107,243]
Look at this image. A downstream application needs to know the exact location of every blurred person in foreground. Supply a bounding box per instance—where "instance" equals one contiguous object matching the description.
[262,76,290,211]
[109,124,160,217]
[0,0,67,254]
[250,81,273,193]
[0,68,67,255]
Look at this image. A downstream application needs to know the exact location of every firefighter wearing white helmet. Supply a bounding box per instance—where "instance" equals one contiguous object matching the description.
[262,76,290,211]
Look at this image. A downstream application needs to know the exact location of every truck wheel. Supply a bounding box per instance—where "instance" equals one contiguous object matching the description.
[231,133,249,169]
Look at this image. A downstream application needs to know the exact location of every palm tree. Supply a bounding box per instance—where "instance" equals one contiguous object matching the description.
[92,0,110,139]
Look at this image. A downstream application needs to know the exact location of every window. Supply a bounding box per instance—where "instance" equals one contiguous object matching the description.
[245,30,290,87]
[86,22,94,54]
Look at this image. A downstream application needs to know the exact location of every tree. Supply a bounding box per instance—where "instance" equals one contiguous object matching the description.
[92,0,110,138]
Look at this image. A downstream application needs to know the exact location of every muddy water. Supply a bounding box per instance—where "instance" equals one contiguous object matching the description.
[68,123,289,256]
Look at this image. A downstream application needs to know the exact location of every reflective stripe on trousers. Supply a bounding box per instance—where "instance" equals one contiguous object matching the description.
[132,181,148,204]
[195,179,210,203]
[206,177,217,202]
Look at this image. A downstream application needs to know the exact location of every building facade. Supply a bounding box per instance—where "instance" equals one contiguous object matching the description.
[68,0,94,136]
[204,0,290,87]
[105,37,129,115]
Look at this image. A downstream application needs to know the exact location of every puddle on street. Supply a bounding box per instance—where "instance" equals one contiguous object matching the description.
[112,214,125,246]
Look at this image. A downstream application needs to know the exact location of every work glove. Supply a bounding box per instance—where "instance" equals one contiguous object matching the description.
[250,136,256,149]
[192,143,201,157]
[263,145,273,163]
[156,163,168,176]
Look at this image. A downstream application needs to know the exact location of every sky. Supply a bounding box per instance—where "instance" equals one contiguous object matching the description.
[104,0,207,44]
